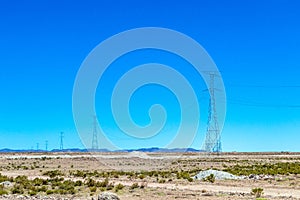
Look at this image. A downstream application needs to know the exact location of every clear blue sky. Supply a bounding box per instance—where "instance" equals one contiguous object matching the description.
[0,0,299,151]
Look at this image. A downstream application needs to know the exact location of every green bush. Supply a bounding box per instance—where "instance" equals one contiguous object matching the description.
[0,173,9,182]
[114,183,124,192]
[106,183,114,191]
[37,185,47,192]
[96,177,109,188]
[14,175,29,184]
[158,179,165,183]
[29,190,37,196]
[75,180,83,186]
[203,174,215,183]
[225,162,300,176]
[11,185,24,194]
[0,189,8,195]
[130,183,139,190]
[89,186,97,193]
[86,178,96,187]
[187,177,193,182]
[70,170,87,178]
[32,178,47,186]
[251,188,264,198]
[138,174,145,179]
[43,170,64,178]
[46,190,54,195]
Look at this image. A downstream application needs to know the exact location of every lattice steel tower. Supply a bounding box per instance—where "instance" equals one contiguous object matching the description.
[45,140,48,151]
[59,132,64,150]
[92,116,99,150]
[202,72,222,152]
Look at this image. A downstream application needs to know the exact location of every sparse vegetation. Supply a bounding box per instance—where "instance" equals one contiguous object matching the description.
[224,162,300,176]
[0,152,299,199]
[42,170,64,178]
[114,183,124,192]
[203,174,215,183]
[130,183,139,190]
[251,188,264,198]
[0,189,8,195]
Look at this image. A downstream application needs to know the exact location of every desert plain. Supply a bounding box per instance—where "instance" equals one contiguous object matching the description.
[0,152,299,200]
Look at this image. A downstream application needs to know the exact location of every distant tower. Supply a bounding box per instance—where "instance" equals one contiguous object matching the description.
[92,116,99,150]
[202,72,222,152]
[45,140,48,151]
[36,143,39,151]
[59,132,64,150]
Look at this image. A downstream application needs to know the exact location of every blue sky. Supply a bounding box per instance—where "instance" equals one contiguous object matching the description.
[0,0,299,151]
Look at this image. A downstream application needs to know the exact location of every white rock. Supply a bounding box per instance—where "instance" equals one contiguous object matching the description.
[194,169,241,180]
[98,192,120,200]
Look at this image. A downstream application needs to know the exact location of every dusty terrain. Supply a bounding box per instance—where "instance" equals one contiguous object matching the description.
[0,152,299,199]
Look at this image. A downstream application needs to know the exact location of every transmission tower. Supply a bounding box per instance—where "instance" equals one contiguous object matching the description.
[202,72,222,152]
[59,132,64,150]
[45,140,48,151]
[92,116,99,150]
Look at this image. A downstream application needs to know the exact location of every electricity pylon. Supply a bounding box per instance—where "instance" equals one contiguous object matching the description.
[202,72,222,152]
[91,116,99,150]
[60,132,64,150]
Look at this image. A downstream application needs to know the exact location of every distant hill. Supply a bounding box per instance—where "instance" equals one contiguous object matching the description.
[0,147,203,153]
[125,147,202,152]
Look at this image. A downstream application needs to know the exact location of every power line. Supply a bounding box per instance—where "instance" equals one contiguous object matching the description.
[228,98,300,108]
[228,101,300,108]
[227,84,300,88]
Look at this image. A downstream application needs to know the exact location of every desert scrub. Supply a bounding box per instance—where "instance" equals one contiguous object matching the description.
[0,173,11,182]
[43,170,64,178]
[70,170,87,178]
[114,183,124,192]
[46,190,54,195]
[48,177,64,187]
[74,180,83,186]
[138,174,145,179]
[96,177,109,188]
[225,162,300,176]
[11,184,24,194]
[176,171,194,182]
[28,190,37,196]
[89,186,97,193]
[203,174,215,183]
[85,177,113,191]
[130,183,139,190]
[85,178,96,187]
[0,189,8,195]
[251,188,264,198]
[14,175,30,188]
[158,179,166,183]
[32,177,48,186]
[0,185,8,196]
[187,177,193,182]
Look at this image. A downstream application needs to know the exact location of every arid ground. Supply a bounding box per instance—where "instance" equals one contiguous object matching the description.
[0,152,299,199]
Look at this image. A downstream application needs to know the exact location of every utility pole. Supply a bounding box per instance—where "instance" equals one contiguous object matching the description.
[202,72,222,152]
[92,116,99,150]
[60,132,64,150]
